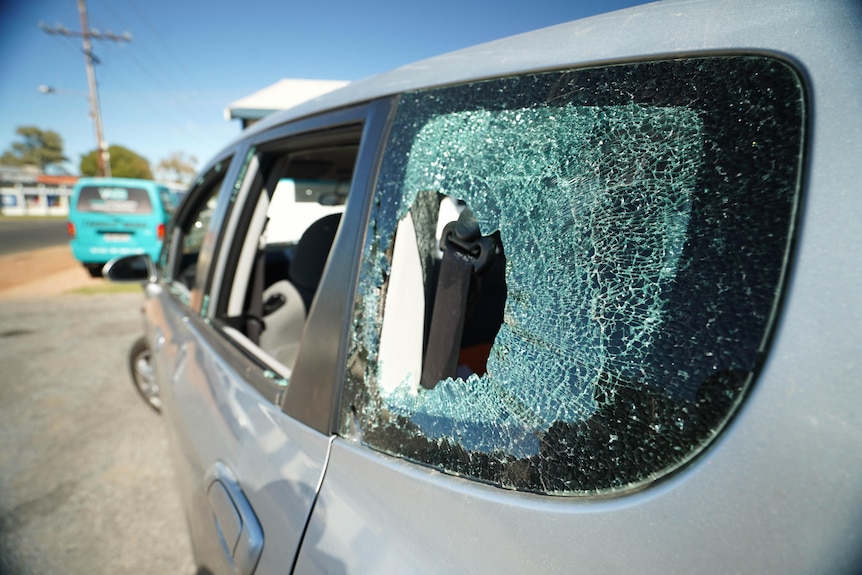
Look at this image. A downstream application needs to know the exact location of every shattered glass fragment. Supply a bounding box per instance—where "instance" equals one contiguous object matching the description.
[383,104,701,442]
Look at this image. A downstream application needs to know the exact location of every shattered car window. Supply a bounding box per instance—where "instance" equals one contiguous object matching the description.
[343,57,805,495]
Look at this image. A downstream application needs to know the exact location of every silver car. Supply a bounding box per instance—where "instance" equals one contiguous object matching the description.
[107,0,862,572]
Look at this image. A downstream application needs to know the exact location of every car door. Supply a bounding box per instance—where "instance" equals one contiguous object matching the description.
[292,52,858,573]
[148,102,390,575]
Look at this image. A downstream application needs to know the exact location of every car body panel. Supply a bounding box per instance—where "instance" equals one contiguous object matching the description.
[147,104,393,572]
[135,0,861,573]
[292,0,862,573]
[149,261,332,574]
[304,428,861,573]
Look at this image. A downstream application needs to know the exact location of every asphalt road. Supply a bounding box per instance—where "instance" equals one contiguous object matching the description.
[0,292,196,574]
[0,219,69,256]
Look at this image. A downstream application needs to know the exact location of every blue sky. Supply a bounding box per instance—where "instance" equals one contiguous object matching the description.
[0,0,647,176]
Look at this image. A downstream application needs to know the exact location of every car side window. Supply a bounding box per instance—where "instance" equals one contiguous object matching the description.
[161,160,230,306]
[212,131,360,383]
[341,56,805,495]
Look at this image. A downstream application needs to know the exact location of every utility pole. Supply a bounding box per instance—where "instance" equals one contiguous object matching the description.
[78,0,110,177]
[39,0,131,177]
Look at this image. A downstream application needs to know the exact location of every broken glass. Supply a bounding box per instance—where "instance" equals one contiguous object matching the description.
[344,57,804,495]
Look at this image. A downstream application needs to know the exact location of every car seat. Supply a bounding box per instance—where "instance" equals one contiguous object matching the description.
[258,213,342,369]
[288,212,342,312]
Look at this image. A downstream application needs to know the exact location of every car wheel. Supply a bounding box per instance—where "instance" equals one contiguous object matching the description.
[129,336,161,413]
[85,263,103,278]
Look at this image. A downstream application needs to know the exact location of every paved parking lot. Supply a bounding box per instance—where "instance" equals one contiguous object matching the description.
[0,290,195,574]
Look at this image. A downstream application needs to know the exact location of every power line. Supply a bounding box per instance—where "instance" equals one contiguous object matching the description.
[86,0,216,136]
[117,0,204,91]
[90,0,190,91]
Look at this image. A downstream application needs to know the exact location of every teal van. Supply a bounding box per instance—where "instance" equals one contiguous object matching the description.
[68,177,177,277]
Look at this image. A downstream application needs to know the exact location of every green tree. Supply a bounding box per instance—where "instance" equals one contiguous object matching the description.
[80,144,153,179]
[155,151,198,184]
[0,125,68,171]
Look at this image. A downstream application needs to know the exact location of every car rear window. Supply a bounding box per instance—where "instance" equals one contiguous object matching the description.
[343,56,805,495]
[76,185,154,214]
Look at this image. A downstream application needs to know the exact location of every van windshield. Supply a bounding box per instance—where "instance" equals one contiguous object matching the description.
[76,186,154,214]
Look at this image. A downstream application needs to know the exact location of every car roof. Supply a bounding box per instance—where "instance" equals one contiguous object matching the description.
[219,0,859,152]
[74,177,159,188]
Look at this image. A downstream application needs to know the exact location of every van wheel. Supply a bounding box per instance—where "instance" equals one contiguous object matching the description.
[85,263,103,278]
[129,336,161,413]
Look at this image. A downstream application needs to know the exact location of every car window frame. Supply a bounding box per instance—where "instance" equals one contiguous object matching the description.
[160,151,242,315]
[182,99,396,432]
[279,98,395,433]
[206,129,363,402]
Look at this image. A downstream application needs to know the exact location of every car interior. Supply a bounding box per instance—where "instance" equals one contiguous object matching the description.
[217,144,357,374]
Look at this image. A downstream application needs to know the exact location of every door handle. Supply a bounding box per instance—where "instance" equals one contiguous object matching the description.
[205,462,264,575]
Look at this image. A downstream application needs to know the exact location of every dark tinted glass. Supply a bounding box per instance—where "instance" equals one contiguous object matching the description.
[76,186,153,214]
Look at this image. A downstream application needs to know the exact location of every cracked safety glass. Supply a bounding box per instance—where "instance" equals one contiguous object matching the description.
[343,57,805,495]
